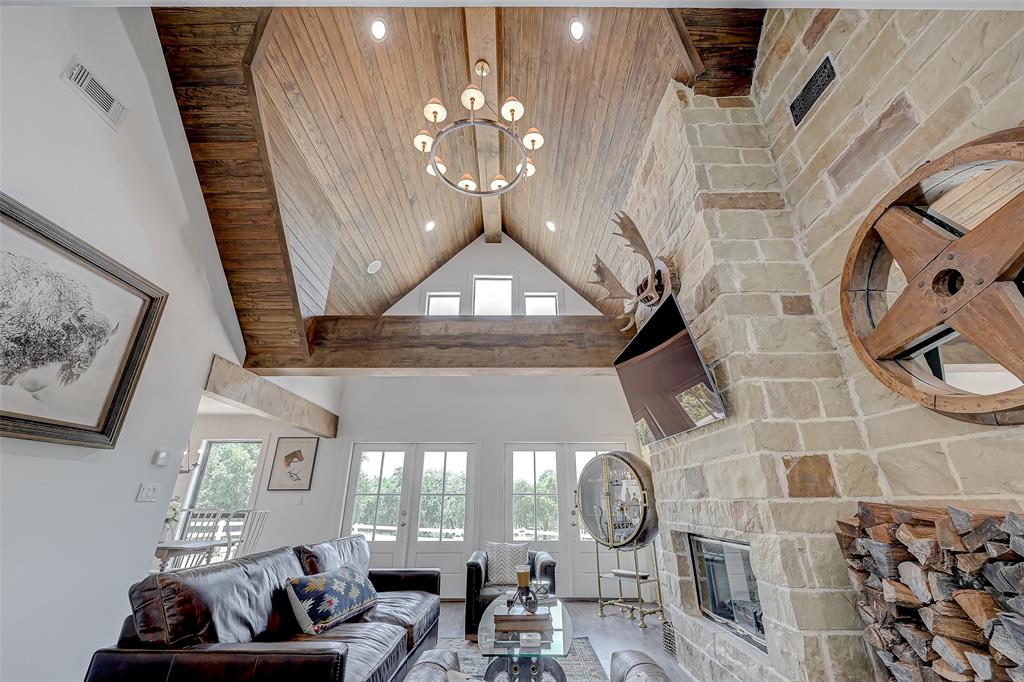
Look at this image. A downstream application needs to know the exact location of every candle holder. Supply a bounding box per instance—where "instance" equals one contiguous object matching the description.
[507,564,538,614]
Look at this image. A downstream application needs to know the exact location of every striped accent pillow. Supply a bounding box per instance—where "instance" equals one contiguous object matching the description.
[485,541,529,586]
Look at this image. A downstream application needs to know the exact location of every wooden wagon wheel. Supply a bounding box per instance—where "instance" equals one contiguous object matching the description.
[841,126,1024,425]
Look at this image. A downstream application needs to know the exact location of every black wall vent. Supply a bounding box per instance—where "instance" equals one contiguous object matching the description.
[789,57,835,127]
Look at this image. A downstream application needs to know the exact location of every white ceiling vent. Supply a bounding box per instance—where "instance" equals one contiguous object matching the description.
[60,56,127,130]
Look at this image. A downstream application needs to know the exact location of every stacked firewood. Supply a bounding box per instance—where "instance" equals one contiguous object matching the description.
[836,502,1024,682]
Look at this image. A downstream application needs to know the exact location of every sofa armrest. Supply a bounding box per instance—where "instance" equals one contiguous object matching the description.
[532,550,557,594]
[85,642,347,682]
[369,568,441,595]
[465,551,488,636]
[610,650,673,682]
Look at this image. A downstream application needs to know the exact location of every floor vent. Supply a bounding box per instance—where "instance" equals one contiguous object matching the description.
[61,56,127,130]
[661,616,677,657]
[789,56,835,127]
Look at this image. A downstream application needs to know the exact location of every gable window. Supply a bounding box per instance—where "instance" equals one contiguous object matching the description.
[524,292,558,315]
[186,440,262,512]
[473,275,513,315]
[416,450,467,541]
[511,449,558,541]
[426,292,460,316]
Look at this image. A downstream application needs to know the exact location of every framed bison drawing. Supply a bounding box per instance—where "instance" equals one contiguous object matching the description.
[0,193,167,448]
[267,437,319,491]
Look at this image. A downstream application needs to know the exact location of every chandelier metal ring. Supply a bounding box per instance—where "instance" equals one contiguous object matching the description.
[430,118,529,198]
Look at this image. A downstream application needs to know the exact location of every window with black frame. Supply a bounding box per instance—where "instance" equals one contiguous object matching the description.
[688,535,765,650]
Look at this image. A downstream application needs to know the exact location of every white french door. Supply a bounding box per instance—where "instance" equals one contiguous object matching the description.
[503,443,627,598]
[344,443,476,598]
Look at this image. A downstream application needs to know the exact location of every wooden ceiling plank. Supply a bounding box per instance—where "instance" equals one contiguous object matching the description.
[464,7,502,243]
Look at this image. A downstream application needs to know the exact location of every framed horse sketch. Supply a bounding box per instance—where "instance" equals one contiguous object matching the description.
[0,193,167,448]
[267,436,319,491]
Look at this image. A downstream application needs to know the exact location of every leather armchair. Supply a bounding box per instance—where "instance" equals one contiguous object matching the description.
[610,650,673,682]
[465,549,556,639]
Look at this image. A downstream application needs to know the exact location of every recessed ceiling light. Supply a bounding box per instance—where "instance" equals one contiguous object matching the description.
[569,19,585,42]
[424,220,436,232]
[370,19,387,42]
[367,259,382,274]
[545,220,557,233]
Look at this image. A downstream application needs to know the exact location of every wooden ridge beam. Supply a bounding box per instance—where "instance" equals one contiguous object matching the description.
[664,9,706,88]
[244,315,632,375]
[205,355,339,437]
[464,7,503,243]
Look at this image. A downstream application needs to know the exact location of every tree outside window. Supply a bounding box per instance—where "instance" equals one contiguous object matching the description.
[192,441,262,512]
[512,450,558,541]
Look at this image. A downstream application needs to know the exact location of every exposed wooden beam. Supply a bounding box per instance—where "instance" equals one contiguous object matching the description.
[204,354,339,437]
[464,7,503,243]
[244,316,631,375]
[664,9,706,87]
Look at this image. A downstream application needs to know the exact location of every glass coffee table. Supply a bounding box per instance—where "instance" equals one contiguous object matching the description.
[477,596,573,681]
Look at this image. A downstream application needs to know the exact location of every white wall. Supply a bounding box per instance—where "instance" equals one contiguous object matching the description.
[0,8,241,681]
[386,234,601,316]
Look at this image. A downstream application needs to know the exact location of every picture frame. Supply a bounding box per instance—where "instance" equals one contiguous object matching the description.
[0,192,168,448]
[267,436,319,491]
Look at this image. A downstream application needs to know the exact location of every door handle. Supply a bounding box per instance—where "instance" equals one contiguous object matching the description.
[400,521,407,527]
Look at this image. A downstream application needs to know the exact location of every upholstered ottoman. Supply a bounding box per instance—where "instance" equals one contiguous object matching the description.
[407,649,461,682]
[610,650,673,682]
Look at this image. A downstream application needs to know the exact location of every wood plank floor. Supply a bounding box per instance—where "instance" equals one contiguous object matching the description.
[438,600,695,681]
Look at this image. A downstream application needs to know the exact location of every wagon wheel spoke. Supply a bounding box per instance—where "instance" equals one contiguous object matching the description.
[946,282,1024,383]
[862,284,944,360]
[950,191,1024,281]
[875,206,954,278]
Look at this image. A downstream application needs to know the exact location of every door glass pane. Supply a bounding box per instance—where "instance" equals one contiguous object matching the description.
[537,495,559,541]
[443,497,465,542]
[535,451,557,493]
[357,451,383,493]
[574,452,597,540]
[379,452,404,494]
[427,293,460,316]
[512,496,536,541]
[193,441,262,511]
[421,452,445,494]
[474,276,512,315]
[512,451,534,493]
[445,452,467,493]
[352,495,378,537]
[375,496,400,541]
[524,293,557,315]
[418,494,442,540]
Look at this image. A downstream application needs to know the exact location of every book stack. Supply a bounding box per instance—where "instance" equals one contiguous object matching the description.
[494,605,552,633]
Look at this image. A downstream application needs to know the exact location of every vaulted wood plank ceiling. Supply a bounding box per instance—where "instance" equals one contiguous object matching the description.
[155,7,764,368]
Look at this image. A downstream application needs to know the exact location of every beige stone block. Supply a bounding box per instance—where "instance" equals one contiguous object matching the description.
[781,294,814,315]
[681,108,732,125]
[709,164,780,192]
[805,164,898,257]
[764,619,827,682]
[765,211,797,238]
[828,94,919,193]
[704,453,783,498]
[749,317,832,353]
[790,587,862,630]
[694,164,711,190]
[788,113,864,204]
[684,124,701,146]
[692,94,717,109]
[755,9,813,93]
[815,378,856,418]
[891,87,980,175]
[894,10,940,41]
[741,148,774,165]
[741,420,802,452]
[730,500,766,532]
[691,146,743,164]
[834,10,896,72]
[877,442,959,495]
[951,76,1024,146]
[731,352,843,380]
[832,453,882,497]
[719,292,777,316]
[803,535,852,589]
[727,108,760,125]
[865,405,991,448]
[683,465,708,498]
[799,420,865,451]
[768,499,858,532]
[759,239,800,262]
[684,423,746,466]
[732,262,812,294]
[754,535,808,588]
[794,180,833,232]
[697,124,769,148]
[723,381,769,420]
[808,227,854,291]
[765,381,823,419]
[947,434,1024,495]
[711,239,761,262]
[851,373,910,415]
[822,632,876,682]
[783,453,839,497]
[973,31,1024,101]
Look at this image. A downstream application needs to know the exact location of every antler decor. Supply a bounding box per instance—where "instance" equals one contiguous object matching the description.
[589,211,676,332]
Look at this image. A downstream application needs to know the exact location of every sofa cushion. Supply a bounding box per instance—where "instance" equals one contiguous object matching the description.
[359,591,440,649]
[477,585,509,608]
[129,547,302,646]
[287,566,379,635]
[296,621,406,682]
[407,649,460,682]
[296,535,371,576]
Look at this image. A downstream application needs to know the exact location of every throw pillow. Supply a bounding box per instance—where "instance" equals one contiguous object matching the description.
[485,541,529,586]
[286,565,377,635]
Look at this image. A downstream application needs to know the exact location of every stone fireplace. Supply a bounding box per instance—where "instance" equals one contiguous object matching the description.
[621,8,1024,681]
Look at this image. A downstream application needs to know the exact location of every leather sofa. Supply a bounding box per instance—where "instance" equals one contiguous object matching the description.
[465,548,555,639]
[610,650,674,682]
[84,535,442,682]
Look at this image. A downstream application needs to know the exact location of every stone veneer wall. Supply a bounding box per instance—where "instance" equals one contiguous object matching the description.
[618,9,1024,682]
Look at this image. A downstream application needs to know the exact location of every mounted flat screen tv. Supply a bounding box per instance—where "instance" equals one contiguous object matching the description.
[614,294,726,445]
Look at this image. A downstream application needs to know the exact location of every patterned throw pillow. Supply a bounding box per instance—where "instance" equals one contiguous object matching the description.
[485,541,529,586]
[286,565,377,635]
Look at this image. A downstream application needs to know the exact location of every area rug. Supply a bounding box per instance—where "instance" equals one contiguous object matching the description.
[436,638,608,681]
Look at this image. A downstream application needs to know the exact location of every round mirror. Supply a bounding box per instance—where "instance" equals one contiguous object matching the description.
[576,451,658,548]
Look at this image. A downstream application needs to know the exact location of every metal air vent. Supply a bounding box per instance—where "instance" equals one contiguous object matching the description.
[61,56,127,130]
[789,56,835,127]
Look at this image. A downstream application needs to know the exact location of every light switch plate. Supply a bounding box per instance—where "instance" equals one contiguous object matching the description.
[136,482,160,502]
[152,450,168,466]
